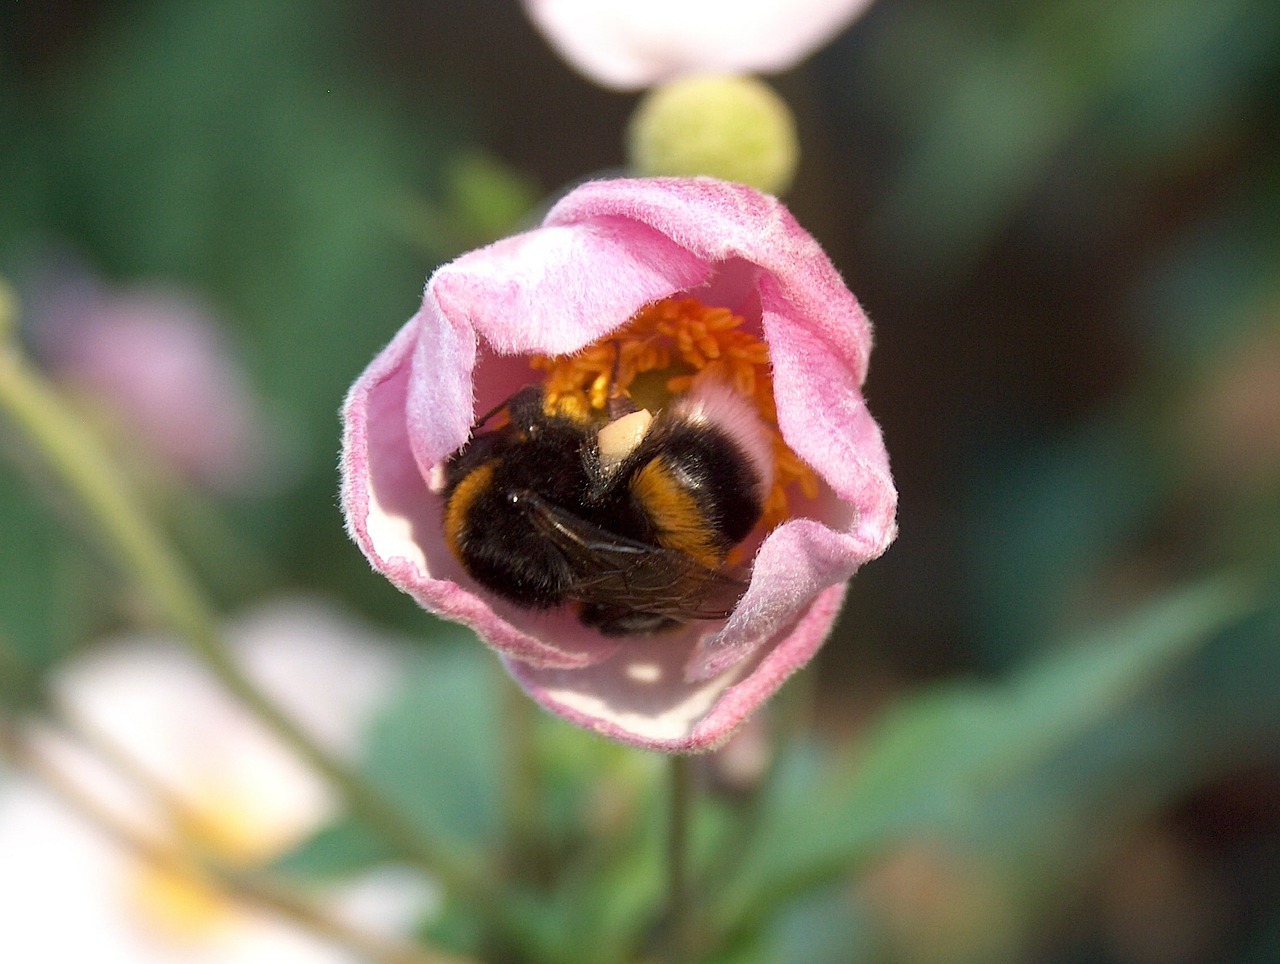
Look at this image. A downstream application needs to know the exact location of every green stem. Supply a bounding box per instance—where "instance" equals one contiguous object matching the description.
[667,754,696,962]
[501,671,542,882]
[0,342,495,915]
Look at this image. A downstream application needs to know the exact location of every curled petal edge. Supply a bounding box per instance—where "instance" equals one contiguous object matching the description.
[506,583,848,752]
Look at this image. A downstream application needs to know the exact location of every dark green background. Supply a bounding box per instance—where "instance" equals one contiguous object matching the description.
[3,2,1279,961]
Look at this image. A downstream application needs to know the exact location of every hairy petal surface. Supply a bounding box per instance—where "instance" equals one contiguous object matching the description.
[340,176,896,750]
[523,0,877,90]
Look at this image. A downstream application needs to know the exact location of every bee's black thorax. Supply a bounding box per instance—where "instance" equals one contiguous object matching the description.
[443,394,594,609]
[441,384,767,634]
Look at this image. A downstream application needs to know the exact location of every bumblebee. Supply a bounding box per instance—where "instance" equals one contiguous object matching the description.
[441,378,774,635]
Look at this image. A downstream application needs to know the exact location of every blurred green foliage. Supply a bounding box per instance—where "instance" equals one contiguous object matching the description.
[1,0,516,651]
[2,0,1279,960]
[273,572,1259,962]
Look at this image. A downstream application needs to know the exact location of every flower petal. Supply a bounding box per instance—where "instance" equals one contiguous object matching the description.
[340,176,897,748]
[343,320,614,668]
[544,177,872,384]
[508,584,846,752]
[31,271,272,493]
[541,179,896,677]
[523,0,877,90]
[0,600,419,961]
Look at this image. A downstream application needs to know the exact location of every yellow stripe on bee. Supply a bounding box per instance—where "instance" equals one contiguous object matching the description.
[631,458,723,569]
[532,296,819,532]
[444,462,496,559]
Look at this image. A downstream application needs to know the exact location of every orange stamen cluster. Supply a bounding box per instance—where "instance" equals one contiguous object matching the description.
[530,297,818,530]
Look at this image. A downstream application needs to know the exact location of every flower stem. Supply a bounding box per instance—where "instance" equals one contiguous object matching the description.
[0,341,494,914]
[0,281,15,342]
[501,671,542,882]
[667,753,696,962]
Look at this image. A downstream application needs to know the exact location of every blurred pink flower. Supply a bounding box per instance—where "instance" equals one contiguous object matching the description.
[522,0,877,90]
[341,176,895,752]
[35,274,270,493]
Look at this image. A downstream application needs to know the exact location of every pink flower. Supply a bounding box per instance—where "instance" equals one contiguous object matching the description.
[522,0,877,90]
[341,176,895,752]
[33,272,271,494]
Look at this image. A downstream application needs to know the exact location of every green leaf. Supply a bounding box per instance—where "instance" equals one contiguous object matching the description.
[361,629,504,849]
[867,0,1279,275]
[503,718,667,964]
[706,883,874,964]
[272,816,391,879]
[716,573,1256,935]
[448,152,540,245]
[0,472,103,674]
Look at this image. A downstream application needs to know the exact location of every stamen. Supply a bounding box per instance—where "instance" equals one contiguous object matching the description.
[531,297,817,529]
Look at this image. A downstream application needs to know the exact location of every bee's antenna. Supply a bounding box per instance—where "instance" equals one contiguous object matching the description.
[473,397,509,428]
[474,385,539,429]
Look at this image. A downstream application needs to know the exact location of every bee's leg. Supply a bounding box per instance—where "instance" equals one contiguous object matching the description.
[605,340,639,420]
[579,602,679,636]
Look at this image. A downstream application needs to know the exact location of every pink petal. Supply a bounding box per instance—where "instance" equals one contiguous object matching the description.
[541,179,895,677]
[37,279,269,493]
[523,0,877,90]
[340,176,897,750]
[342,320,615,668]
[544,178,872,384]
[508,584,847,752]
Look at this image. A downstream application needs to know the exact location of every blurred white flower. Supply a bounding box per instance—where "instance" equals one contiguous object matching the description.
[522,0,877,90]
[0,599,435,964]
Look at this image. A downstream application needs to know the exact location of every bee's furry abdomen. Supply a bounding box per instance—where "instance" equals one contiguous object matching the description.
[441,381,768,634]
[634,419,764,556]
[443,415,593,609]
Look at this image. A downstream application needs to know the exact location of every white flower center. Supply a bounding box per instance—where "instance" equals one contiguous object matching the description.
[125,784,293,944]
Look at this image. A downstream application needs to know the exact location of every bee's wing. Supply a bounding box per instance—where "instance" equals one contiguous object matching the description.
[514,490,748,621]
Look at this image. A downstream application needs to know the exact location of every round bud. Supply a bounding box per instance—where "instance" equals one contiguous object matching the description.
[626,74,800,195]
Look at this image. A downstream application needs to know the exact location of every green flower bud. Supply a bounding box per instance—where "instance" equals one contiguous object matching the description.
[626,75,800,196]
